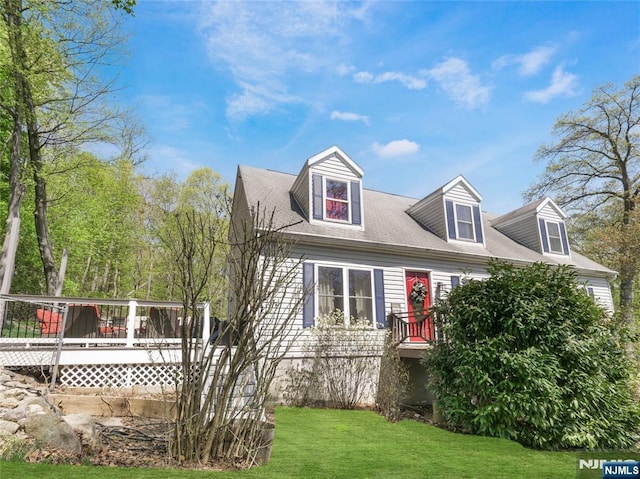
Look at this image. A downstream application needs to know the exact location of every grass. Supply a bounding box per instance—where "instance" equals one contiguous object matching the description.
[0,407,576,478]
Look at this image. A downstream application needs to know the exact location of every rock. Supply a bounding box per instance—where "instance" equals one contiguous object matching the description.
[0,404,26,422]
[0,419,19,435]
[23,412,82,455]
[25,404,46,416]
[0,397,20,409]
[63,413,99,449]
[3,388,26,401]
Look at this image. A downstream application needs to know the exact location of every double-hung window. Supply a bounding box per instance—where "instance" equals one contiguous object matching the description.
[311,173,362,226]
[317,266,373,325]
[455,204,474,240]
[325,179,349,222]
[539,218,569,255]
[445,200,483,243]
[546,221,563,254]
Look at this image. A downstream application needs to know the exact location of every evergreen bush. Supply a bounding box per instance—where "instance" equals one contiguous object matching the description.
[425,260,640,450]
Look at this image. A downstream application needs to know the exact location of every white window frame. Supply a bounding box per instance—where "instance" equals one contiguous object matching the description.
[453,202,476,241]
[545,220,564,254]
[323,177,351,223]
[316,264,374,327]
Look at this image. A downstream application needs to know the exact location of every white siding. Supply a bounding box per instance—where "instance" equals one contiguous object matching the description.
[444,183,476,204]
[311,156,360,181]
[538,203,563,222]
[290,168,309,219]
[277,244,496,356]
[493,215,541,253]
[578,275,615,313]
[407,196,446,239]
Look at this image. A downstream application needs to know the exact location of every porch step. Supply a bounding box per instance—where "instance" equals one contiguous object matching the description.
[397,342,433,359]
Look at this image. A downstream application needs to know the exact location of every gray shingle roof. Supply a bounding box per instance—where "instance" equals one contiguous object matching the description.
[238,165,615,276]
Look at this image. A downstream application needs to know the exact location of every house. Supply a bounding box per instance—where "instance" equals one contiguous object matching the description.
[230,145,616,404]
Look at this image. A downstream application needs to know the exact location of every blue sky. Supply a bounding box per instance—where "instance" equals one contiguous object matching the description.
[120,1,640,214]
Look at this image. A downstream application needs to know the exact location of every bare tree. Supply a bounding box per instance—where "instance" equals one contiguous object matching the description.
[526,75,640,323]
[162,201,305,467]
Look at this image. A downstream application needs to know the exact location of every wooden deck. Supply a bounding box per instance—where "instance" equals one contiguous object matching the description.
[0,294,213,388]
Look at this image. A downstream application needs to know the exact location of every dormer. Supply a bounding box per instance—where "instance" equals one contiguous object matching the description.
[290,146,364,229]
[492,197,571,256]
[407,175,485,245]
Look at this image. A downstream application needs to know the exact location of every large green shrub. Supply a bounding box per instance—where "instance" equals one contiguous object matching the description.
[425,261,640,450]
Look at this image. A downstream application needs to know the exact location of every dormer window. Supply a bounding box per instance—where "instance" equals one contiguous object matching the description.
[539,218,569,255]
[455,204,475,240]
[445,200,484,243]
[311,173,362,226]
[546,221,563,253]
[325,179,349,221]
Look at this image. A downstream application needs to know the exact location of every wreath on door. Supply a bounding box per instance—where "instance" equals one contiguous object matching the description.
[410,281,428,322]
[410,281,428,303]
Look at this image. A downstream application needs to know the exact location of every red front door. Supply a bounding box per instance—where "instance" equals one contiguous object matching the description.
[405,271,433,341]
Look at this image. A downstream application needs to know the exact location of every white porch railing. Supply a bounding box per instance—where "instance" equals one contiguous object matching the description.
[0,294,214,388]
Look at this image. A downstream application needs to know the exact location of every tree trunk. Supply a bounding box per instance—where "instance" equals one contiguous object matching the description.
[0,102,25,290]
[0,0,27,292]
[4,0,59,294]
[29,106,59,295]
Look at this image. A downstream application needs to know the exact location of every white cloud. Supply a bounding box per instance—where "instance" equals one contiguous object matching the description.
[353,70,426,90]
[330,110,370,125]
[493,45,556,76]
[354,71,374,83]
[372,139,420,158]
[336,63,355,76]
[524,65,579,103]
[423,58,491,109]
[198,1,365,121]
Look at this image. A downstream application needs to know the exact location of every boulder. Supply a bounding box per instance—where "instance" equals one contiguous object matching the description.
[22,412,82,455]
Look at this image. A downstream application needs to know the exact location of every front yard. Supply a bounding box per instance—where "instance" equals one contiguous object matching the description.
[1,407,576,478]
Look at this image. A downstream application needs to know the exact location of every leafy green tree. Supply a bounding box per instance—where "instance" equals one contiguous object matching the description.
[144,168,230,311]
[0,0,135,294]
[426,261,640,450]
[526,75,640,323]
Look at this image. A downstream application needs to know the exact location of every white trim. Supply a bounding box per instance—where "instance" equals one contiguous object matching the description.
[446,199,483,244]
[535,197,567,219]
[442,175,483,202]
[545,220,564,254]
[315,262,375,327]
[306,145,364,177]
[323,176,351,224]
[454,203,475,241]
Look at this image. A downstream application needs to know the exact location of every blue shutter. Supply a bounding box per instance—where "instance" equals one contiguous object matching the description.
[539,219,549,253]
[445,200,456,239]
[374,269,386,328]
[351,181,361,225]
[312,174,323,220]
[559,222,569,255]
[302,263,315,328]
[450,275,460,290]
[472,205,483,243]
[587,287,595,299]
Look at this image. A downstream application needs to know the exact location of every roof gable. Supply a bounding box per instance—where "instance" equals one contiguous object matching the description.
[442,175,482,202]
[304,145,364,178]
[493,197,566,228]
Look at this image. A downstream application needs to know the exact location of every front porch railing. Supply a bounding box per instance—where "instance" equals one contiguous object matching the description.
[387,311,446,345]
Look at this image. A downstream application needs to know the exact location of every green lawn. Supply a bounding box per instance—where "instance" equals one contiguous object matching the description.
[0,407,576,478]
